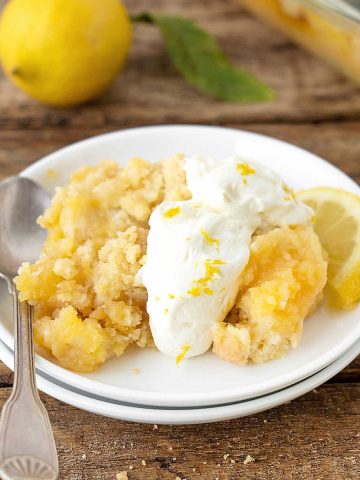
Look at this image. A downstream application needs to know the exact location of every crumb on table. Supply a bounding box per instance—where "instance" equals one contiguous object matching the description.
[116,472,128,480]
[244,455,255,465]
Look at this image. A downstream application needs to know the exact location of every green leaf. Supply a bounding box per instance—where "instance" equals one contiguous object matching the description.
[132,13,275,102]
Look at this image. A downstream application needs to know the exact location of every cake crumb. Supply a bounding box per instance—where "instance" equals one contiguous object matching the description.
[46,169,58,180]
[141,460,146,466]
[217,463,221,467]
[129,465,134,471]
[192,468,196,472]
[230,459,236,464]
[116,472,128,480]
[203,461,207,464]
[173,457,176,461]
[81,453,86,460]
[153,424,158,430]
[169,446,173,451]
[263,419,267,423]
[244,455,255,465]
[223,454,230,460]
[132,368,141,375]
[175,477,181,480]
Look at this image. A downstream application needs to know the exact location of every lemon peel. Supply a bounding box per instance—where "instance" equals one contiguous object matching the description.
[0,0,131,107]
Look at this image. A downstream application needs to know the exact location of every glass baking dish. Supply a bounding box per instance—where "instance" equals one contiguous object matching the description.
[241,0,360,84]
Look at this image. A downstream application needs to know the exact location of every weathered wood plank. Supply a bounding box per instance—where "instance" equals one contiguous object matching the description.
[0,0,360,477]
[331,356,360,383]
[1,122,359,183]
[1,0,360,129]
[0,362,12,387]
[0,385,359,479]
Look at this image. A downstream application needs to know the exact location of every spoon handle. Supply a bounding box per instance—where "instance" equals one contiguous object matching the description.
[0,289,59,480]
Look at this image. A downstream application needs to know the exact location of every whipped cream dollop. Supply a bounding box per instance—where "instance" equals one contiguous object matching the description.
[138,155,313,361]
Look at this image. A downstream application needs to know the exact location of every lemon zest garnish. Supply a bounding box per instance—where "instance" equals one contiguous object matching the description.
[187,259,225,297]
[176,344,191,365]
[163,206,181,219]
[164,308,169,315]
[283,183,296,199]
[242,178,247,186]
[168,293,175,299]
[236,162,256,176]
[283,195,292,202]
[187,286,214,297]
[201,229,220,248]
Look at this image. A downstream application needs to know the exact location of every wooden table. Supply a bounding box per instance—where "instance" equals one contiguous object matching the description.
[1,0,359,478]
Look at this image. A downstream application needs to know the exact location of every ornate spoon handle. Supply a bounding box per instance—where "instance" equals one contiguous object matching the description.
[0,288,59,480]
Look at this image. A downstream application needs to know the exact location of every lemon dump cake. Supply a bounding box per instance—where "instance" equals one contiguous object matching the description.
[16,155,190,372]
[16,154,327,372]
[139,155,325,361]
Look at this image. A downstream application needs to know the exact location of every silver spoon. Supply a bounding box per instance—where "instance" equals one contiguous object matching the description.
[0,177,59,480]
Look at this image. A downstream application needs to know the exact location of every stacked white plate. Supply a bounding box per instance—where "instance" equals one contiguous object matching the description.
[0,126,359,424]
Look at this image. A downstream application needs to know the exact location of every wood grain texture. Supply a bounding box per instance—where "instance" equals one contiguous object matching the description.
[0,0,359,478]
[0,385,359,480]
[1,0,360,129]
[1,122,360,182]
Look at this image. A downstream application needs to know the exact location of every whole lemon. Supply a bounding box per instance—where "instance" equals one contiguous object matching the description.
[0,0,131,107]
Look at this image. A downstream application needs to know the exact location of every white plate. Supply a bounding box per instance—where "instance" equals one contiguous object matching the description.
[0,125,359,408]
[0,337,359,424]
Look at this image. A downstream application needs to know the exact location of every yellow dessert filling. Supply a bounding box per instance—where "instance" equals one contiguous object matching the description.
[15,155,190,372]
[241,0,360,86]
[213,225,327,364]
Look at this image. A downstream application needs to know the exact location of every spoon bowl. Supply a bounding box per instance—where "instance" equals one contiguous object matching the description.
[0,177,49,283]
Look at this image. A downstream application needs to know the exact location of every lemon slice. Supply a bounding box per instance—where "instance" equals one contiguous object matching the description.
[297,187,360,309]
